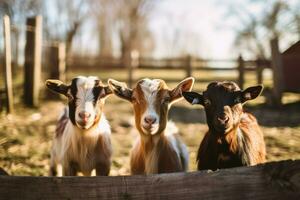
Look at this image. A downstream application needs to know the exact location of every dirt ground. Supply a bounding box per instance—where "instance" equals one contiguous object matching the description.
[1,94,300,176]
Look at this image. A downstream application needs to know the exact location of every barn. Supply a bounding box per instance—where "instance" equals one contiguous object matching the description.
[282,40,300,93]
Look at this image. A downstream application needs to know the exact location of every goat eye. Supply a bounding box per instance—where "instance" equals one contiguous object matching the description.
[67,95,74,102]
[162,97,170,104]
[204,99,211,106]
[234,97,241,104]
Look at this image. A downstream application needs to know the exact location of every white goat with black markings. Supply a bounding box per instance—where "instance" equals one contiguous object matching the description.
[46,76,112,176]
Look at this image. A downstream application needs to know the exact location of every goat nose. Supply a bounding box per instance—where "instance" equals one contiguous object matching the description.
[79,111,91,119]
[144,116,156,125]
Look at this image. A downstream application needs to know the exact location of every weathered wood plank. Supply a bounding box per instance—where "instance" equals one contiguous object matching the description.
[0,160,299,200]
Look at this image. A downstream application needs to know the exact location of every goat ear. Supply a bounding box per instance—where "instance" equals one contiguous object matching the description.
[108,79,133,101]
[96,85,112,99]
[241,85,263,103]
[45,79,71,98]
[170,77,195,102]
[182,91,204,105]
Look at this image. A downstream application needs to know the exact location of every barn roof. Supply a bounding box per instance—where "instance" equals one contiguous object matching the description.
[282,40,300,55]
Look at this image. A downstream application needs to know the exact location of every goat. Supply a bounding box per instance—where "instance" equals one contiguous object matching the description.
[46,76,112,176]
[108,77,194,174]
[182,81,266,170]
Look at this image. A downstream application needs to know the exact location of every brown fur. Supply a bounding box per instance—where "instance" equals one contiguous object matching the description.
[108,78,194,174]
[197,112,266,170]
[183,81,266,170]
[130,81,184,174]
[130,134,183,174]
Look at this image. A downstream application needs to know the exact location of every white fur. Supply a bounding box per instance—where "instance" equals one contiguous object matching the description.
[140,79,161,134]
[165,122,180,156]
[165,121,189,171]
[132,121,189,174]
[192,98,199,105]
[130,79,190,174]
[237,127,253,166]
[52,111,111,176]
[50,76,111,176]
[75,76,99,129]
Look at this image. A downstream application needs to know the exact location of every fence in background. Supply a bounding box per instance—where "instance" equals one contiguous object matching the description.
[1,15,65,113]
[2,15,288,114]
[68,54,271,89]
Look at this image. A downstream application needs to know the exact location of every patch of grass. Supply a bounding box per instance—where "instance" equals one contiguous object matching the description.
[1,69,299,176]
[1,98,300,176]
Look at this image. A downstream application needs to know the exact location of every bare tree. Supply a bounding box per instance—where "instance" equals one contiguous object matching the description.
[234,17,267,58]
[0,0,42,23]
[262,1,288,39]
[224,0,297,58]
[90,0,116,57]
[43,0,88,58]
[87,0,157,59]
[116,0,157,59]
[0,0,42,68]
[287,2,300,39]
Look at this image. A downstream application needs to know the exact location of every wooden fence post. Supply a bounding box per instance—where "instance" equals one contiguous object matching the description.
[186,55,192,77]
[127,53,133,88]
[11,26,19,75]
[47,43,66,98]
[238,54,245,89]
[127,50,139,88]
[270,38,283,106]
[49,43,66,82]
[3,15,14,113]
[24,16,42,107]
[256,59,263,85]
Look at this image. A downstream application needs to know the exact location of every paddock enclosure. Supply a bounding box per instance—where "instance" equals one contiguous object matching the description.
[1,1,300,198]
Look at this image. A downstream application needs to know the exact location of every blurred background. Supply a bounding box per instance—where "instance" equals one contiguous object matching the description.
[0,0,299,176]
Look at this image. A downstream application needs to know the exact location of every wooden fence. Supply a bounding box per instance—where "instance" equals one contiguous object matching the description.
[2,15,285,114]
[0,159,299,199]
[68,54,271,89]
[1,15,65,112]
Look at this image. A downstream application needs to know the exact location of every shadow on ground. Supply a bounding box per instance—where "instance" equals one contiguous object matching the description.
[169,101,300,127]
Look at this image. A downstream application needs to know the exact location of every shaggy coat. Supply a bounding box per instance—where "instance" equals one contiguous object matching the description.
[46,76,112,176]
[108,77,194,174]
[183,81,266,170]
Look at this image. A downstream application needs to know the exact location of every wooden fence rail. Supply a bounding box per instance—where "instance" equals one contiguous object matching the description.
[0,159,299,200]
[68,55,271,89]
[1,14,273,111]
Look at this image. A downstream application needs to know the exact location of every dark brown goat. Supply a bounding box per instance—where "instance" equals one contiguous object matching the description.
[183,81,266,170]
